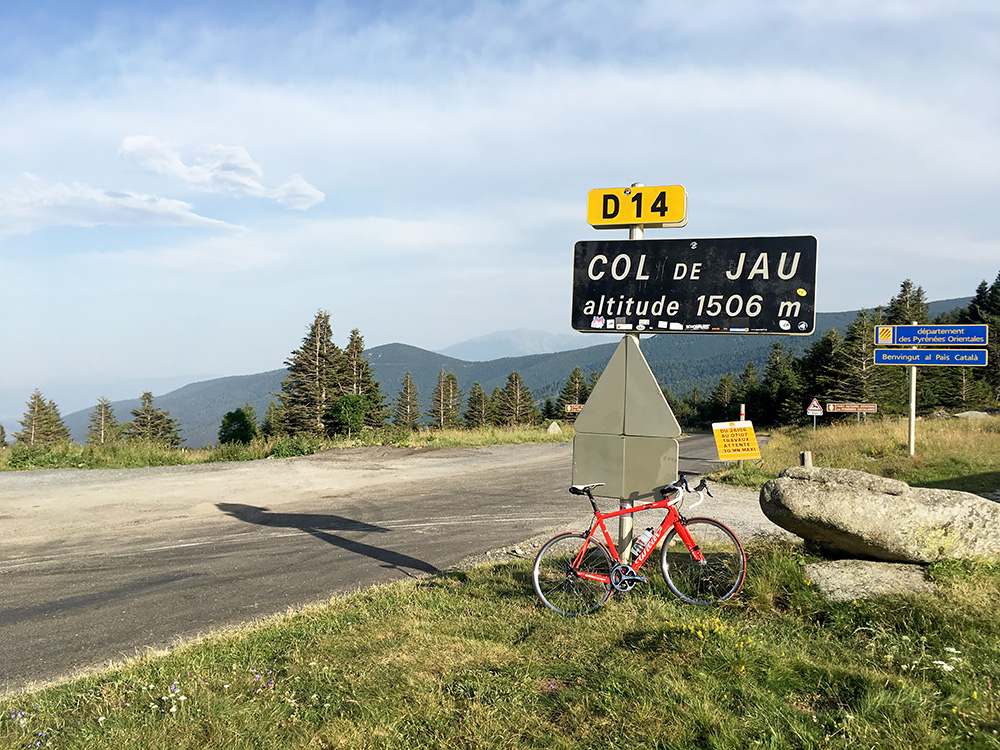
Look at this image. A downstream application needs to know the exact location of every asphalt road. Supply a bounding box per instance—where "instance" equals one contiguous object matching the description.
[0,437,781,695]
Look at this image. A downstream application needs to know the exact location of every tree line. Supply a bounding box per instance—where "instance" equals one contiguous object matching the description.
[673,272,1000,428]
[6,271,998,452]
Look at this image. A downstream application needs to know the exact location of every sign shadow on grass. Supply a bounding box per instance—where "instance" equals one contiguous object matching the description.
[216,503,440,576]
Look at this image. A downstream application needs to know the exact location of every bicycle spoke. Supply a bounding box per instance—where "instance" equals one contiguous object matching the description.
[660,519,745,605]
[532,532,613,616]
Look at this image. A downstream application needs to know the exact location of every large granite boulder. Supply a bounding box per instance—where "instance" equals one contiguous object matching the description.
[760,467,1000,563]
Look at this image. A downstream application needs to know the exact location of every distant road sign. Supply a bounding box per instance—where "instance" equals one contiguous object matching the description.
[587,185,687,229]
[826,403,878,413]
[711,421,760,461]
[564,404,584,414]
[874,324,988,346]
[874,349,988,367]
[571,236,817,335]
[806,398,823,416]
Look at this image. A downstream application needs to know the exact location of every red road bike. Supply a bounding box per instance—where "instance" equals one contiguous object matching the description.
[532,472,746,614]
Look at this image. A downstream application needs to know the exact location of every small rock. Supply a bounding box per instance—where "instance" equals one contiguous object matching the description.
[547,422,562,434]
[806,560,936,602]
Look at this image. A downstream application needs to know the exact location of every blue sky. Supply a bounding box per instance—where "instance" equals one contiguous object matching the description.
[1,0,999,424]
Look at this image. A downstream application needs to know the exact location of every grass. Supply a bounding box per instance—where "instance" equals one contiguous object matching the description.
[2,541,998,749]
[0,425,575,472]
[713,415,1000,494]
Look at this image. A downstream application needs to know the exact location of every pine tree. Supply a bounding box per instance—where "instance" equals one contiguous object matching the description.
[279,310,343,435]
[0,424,6,446]
[126,392,182,447]
[838,308,901,410]
[489,386,504,426]
[393,371,422,431]
[708,372,739,423]
[797,329,845,405]
[735,362,763,421]
[86,397,120,445]
[495,371,540,426]
[885,279,929,324]
[260,401,281,437]
[541,398,560,421]
[427,369,463,429]
[127,392,182,445]
[556,366,589,422]
[218,408,258,444]
[14,389,70,445]
[464,382,492,429]
[761,343,802,426]
[340,328,387,428]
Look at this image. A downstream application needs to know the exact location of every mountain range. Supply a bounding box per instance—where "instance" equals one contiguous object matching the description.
[48,297,970,448]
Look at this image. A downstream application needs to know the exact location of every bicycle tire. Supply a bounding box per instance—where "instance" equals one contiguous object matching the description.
[532,532,613,616]
[660,518,746,606]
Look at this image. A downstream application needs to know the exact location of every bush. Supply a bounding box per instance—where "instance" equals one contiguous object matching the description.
[269,433,326,458]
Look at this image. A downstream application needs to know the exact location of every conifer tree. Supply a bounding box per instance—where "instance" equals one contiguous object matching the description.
[427,369,463,429]
[279,310,343,435]
[126,392,182,447]
[495,371,540,426]
[885,279,929,324]
[489,386,504,426]
[838,307,904,411]
[798,329,845,405]
[340,328,387,428]
[735,362,764,421]
[86,396,121,445]
[260,401,281,437]
[14,389,70,445]
[464,382,492,429]
[556,366,589,422]
[708,372,739,423]
[761,344,802,426]
[0,424,6,446]
[393,371,422,431]
[218,408,258,444]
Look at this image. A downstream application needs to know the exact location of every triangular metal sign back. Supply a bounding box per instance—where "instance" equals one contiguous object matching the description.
[575,336,680,438]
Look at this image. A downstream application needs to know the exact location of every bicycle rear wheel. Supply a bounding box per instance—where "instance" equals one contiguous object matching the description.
[660,518,745,605]
[532,532,613,616]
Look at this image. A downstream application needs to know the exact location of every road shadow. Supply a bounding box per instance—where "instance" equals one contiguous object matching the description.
[216,503,440,575]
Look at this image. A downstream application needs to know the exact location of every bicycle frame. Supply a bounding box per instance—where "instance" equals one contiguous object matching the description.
[573,492,705,585]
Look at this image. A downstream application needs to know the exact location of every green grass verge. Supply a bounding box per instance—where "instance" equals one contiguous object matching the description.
[2,541,998,749]
[0,425,576,472]
[714,416,1000,494]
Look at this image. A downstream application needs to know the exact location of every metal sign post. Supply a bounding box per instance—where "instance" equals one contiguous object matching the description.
[873,323,989,456]
[806,398,823,431]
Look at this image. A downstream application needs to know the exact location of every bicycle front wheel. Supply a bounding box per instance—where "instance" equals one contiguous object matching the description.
[532,532,613,616]
[660,518,746,605]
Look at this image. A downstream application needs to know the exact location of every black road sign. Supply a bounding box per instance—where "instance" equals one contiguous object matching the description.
[571,236,817,335]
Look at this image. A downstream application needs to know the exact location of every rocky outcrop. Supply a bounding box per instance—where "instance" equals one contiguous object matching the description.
[759,467,1000,563]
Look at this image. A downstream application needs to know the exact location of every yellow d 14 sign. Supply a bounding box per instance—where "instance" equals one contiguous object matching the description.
[587,185,687,229]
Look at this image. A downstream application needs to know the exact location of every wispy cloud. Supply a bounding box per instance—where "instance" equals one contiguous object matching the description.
[119,136,325,210]
[0,172,232,237]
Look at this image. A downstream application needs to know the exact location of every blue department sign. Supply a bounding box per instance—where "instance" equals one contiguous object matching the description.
[873,349,988,367]
[875,324,988,346]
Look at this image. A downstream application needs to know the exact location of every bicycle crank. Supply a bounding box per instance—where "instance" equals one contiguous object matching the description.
[610,564,648,592]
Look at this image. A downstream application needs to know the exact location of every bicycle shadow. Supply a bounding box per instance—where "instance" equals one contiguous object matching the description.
[215,503,440,576]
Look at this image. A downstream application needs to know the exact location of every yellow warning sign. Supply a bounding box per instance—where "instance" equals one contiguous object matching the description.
[711,420,761,461]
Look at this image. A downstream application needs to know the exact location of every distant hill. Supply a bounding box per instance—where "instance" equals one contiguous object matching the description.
[62,298,972,447]
[437,329,596,360]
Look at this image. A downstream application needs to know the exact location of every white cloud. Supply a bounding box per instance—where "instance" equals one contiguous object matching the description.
[119,135,325,210]
[0,172,232,237]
